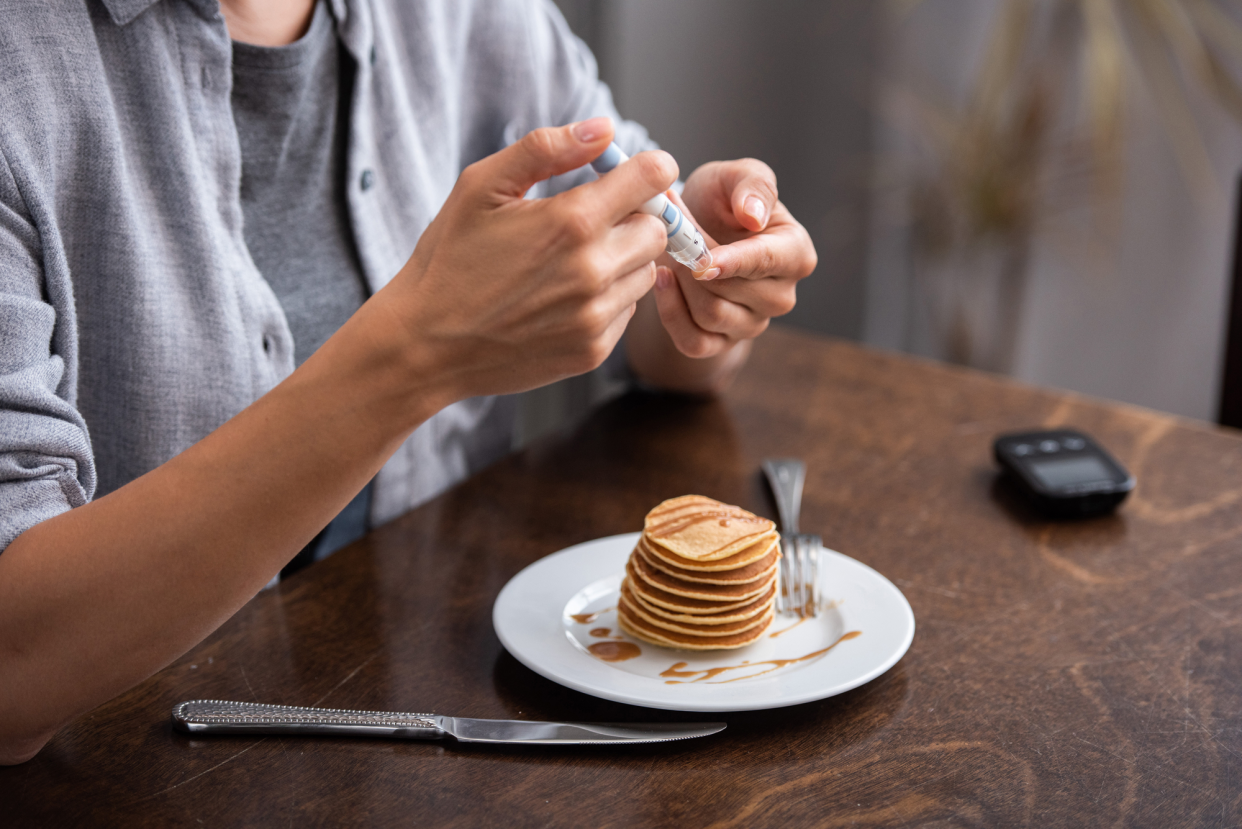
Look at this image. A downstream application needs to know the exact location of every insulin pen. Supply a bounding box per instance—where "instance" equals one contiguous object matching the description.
[590,143,714,273]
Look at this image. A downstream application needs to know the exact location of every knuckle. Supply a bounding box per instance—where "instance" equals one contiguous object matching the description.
[584,339,613,369]
[742,157,778,195]
[568,336,612,375]
[523,127,559,161]
[577,298,612,336]
[640,261,659,288]
[762,282,797,317]
[737,252,769,280]
[682,162,715,191]
[799,246,819,278]
[642,215,667,252]
[758,248,780,277]
[776,287,797,317]
[697,297,732,331]
[636,150,679,190]
[559,205,599,245]
[574,251,611,293]
[681,333,715,360]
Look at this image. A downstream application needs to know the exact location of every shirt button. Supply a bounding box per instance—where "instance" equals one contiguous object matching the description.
[262,334,274,354]
[360,169,375,191]
[370,45,377,66]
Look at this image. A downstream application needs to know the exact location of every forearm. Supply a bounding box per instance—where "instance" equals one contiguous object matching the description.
[625,291,752,395]
[0,117,676,765]
[0,299,441,764]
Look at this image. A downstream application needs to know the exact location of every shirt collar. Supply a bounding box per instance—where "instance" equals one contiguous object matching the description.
[100,0,350,28]
[100,0,166,26]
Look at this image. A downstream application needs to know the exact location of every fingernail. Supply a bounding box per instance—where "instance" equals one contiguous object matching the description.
[655,266,673,289]
[572,117,611,143]
[744,196,767,227]
[695,267,722,281]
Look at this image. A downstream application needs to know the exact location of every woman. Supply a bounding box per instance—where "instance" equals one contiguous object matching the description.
[0,0,816,763]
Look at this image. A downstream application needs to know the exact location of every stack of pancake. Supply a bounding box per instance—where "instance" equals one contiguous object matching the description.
[618,495,780,650]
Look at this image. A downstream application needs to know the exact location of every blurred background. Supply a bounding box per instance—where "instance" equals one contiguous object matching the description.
[540,0,1242,430]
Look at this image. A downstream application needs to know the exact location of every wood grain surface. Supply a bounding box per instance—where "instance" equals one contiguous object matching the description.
[4,326,1241,827]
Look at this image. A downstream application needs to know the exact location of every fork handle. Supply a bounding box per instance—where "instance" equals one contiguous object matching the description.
[763,459,805,535]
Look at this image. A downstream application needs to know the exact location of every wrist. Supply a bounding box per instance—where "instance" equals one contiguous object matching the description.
[294,295,461,444]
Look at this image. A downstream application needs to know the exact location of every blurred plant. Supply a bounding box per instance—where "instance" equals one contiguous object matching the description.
[889,0,1242,369]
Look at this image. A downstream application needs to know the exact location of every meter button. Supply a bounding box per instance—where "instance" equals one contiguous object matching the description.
[1039,439,1060,453]
[1062,437,1086,451]
[1013,443,1034,456]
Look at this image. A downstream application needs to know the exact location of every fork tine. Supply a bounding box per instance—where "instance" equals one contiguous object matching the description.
[778,534,824,618]
[791,535,804,618]
[807,536,821,618]
[788,540,796,615]
[779,539,789,616]
[798,535,811,618]
[774,543,782,614]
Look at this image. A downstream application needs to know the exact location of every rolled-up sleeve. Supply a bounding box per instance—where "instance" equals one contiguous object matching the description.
[0,150,94,553]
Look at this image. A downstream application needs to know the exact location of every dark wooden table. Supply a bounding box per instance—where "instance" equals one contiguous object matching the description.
[5,327,1242,827]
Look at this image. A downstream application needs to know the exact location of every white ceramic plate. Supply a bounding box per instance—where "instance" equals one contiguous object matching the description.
[493,533,915,712]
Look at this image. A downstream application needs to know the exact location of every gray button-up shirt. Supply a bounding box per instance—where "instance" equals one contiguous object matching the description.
[0,0,656,551]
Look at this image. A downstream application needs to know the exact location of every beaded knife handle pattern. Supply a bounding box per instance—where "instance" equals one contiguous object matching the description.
[172,700,444,739]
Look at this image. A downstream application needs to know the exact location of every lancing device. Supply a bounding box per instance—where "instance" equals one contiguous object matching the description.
[590,143,714,273]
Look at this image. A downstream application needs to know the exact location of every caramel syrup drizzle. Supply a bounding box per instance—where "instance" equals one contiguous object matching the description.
[568,607,614,625]
[646,509,774,557]
[659,631,862,684]
[768,615,810,639]
[588,641,642,662]
[646,506,767,536]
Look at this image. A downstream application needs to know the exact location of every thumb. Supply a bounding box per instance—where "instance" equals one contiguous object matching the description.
[723,159,778,232]
[479,117,615,199]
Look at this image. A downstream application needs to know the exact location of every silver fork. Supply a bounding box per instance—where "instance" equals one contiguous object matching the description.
[762,458,821,618]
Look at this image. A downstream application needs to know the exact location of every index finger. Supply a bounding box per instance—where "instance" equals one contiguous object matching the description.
[705,204,817,282]
[564,149,680,226]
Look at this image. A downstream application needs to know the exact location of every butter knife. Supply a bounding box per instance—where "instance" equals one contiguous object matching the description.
[172,700,725,745]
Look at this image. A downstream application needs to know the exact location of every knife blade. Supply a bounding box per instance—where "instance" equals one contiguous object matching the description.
[172,700,725,745]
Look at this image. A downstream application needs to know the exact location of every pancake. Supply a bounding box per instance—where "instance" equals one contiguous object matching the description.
[619,583,772,637]
[620,579,774,626]
[639,532,778,573]
[618,602,775,650]
[644,495,777,561]
[624,564,767,615]
[636,536,779,585]
[606,495,783,651]
[628,554,775,603]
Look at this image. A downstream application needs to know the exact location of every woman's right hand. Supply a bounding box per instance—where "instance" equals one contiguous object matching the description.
[375,117,677,409]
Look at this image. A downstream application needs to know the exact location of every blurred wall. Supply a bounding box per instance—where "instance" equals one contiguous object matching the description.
[555,0,880,341]
[552,1,1238,423]
[866,0,1240,423]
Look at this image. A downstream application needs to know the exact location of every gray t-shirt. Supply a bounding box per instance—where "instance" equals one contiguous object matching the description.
[232,0,369,370]
[232,1,373,564]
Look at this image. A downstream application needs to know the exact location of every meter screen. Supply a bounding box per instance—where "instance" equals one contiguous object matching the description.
[1028,456,1115,489]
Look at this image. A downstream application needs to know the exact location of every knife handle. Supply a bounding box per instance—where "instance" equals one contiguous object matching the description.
[173,700,444,740]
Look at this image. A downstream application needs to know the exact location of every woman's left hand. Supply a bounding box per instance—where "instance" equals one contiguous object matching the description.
[652,158,817,358]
